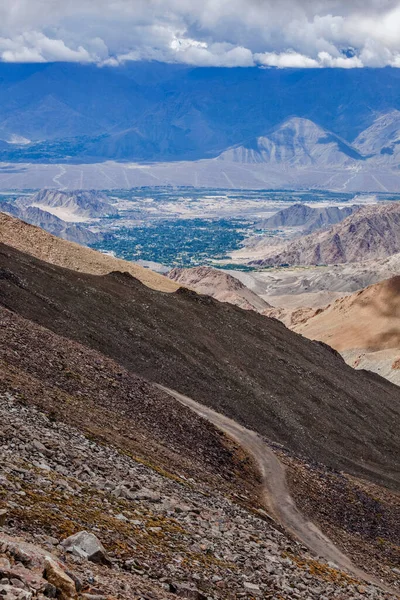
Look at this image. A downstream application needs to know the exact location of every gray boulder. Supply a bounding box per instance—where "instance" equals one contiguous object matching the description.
[60,532,110,565]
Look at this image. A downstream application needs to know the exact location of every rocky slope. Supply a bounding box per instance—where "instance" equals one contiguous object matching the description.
[0,212,178,292]
[261,203,359,235]
[1,235,400,595]
[354,110,400,159]
[1,306,249,489]
[249,202,400,267]
[1,390,396,599]
[168,266,271,312]
[1,241,400,492]
[1,303,399,596]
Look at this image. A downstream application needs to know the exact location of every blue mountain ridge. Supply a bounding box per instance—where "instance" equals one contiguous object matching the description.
[1,63,400,162]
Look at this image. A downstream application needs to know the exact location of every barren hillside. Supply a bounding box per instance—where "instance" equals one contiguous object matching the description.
[0,212,178,292]
[168,266,270,312]
[295,276,400,352]
[293,276,400,385]
[250,202,400,267]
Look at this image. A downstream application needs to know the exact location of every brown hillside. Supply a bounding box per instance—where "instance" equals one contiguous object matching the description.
[168,266,271,312]
[0,212,178,292]
[0,305,253,491]
[295,276,400,352]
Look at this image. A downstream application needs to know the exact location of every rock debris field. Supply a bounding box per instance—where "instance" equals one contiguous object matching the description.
[0,393,396,600]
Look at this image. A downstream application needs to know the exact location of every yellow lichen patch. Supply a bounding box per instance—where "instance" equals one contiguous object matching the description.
[284,552,359,586]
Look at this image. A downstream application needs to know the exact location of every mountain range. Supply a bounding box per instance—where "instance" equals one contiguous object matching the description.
[0,63,400,166]
[15,189,117,220]
[248,201,400,267]
[260,202,360,234]
[0,190,118,244]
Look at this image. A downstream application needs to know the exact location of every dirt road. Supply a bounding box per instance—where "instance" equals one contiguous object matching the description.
[158,385,387,587]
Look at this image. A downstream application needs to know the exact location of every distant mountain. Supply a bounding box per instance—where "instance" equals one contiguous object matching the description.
[250,202,400,267]
[168,266,270,312]
[261,202,359,234]
[1,203,100,245]
[3,189,119,244]
[219,118,364,168]
[1,63,400,162]
[353,110,400,158]
[16,189,117,220]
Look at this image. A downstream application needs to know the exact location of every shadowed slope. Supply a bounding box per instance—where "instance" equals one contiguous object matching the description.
[0,305,253,490]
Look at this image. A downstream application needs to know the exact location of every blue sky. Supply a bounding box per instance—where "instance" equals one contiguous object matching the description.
[1,0,400,68]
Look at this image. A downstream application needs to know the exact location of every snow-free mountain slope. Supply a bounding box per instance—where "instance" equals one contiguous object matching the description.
[295,276,400,352]
[293,276,400,385]
[218,118,364,167]
[250,202,400,267]
[2,314,397,598]
[354,109,400,157]
[261,202,360,234]
[16,189,117,221]
[0,212,178,292]
[1,204,100,245]
[230,252,400,310]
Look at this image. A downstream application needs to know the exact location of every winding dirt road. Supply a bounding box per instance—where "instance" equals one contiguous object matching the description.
[158,384,390,589]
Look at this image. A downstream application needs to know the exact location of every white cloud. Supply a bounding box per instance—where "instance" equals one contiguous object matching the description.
[1,0,400,67]
[255,52,319,69]
[0,31,96,63]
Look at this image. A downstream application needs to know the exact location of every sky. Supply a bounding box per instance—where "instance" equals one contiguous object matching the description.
[1,0,400,68]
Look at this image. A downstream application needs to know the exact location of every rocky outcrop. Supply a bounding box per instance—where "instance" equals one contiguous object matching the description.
[61,532,110,565]
[44,558,78,600]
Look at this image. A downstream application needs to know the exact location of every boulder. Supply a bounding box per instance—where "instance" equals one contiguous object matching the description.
[60,532,110,565]
[133,488,161,502]
[44,558,77,600]
[169,582,207,599]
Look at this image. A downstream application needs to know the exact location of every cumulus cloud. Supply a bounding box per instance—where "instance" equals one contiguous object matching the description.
[1,0,400,67]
